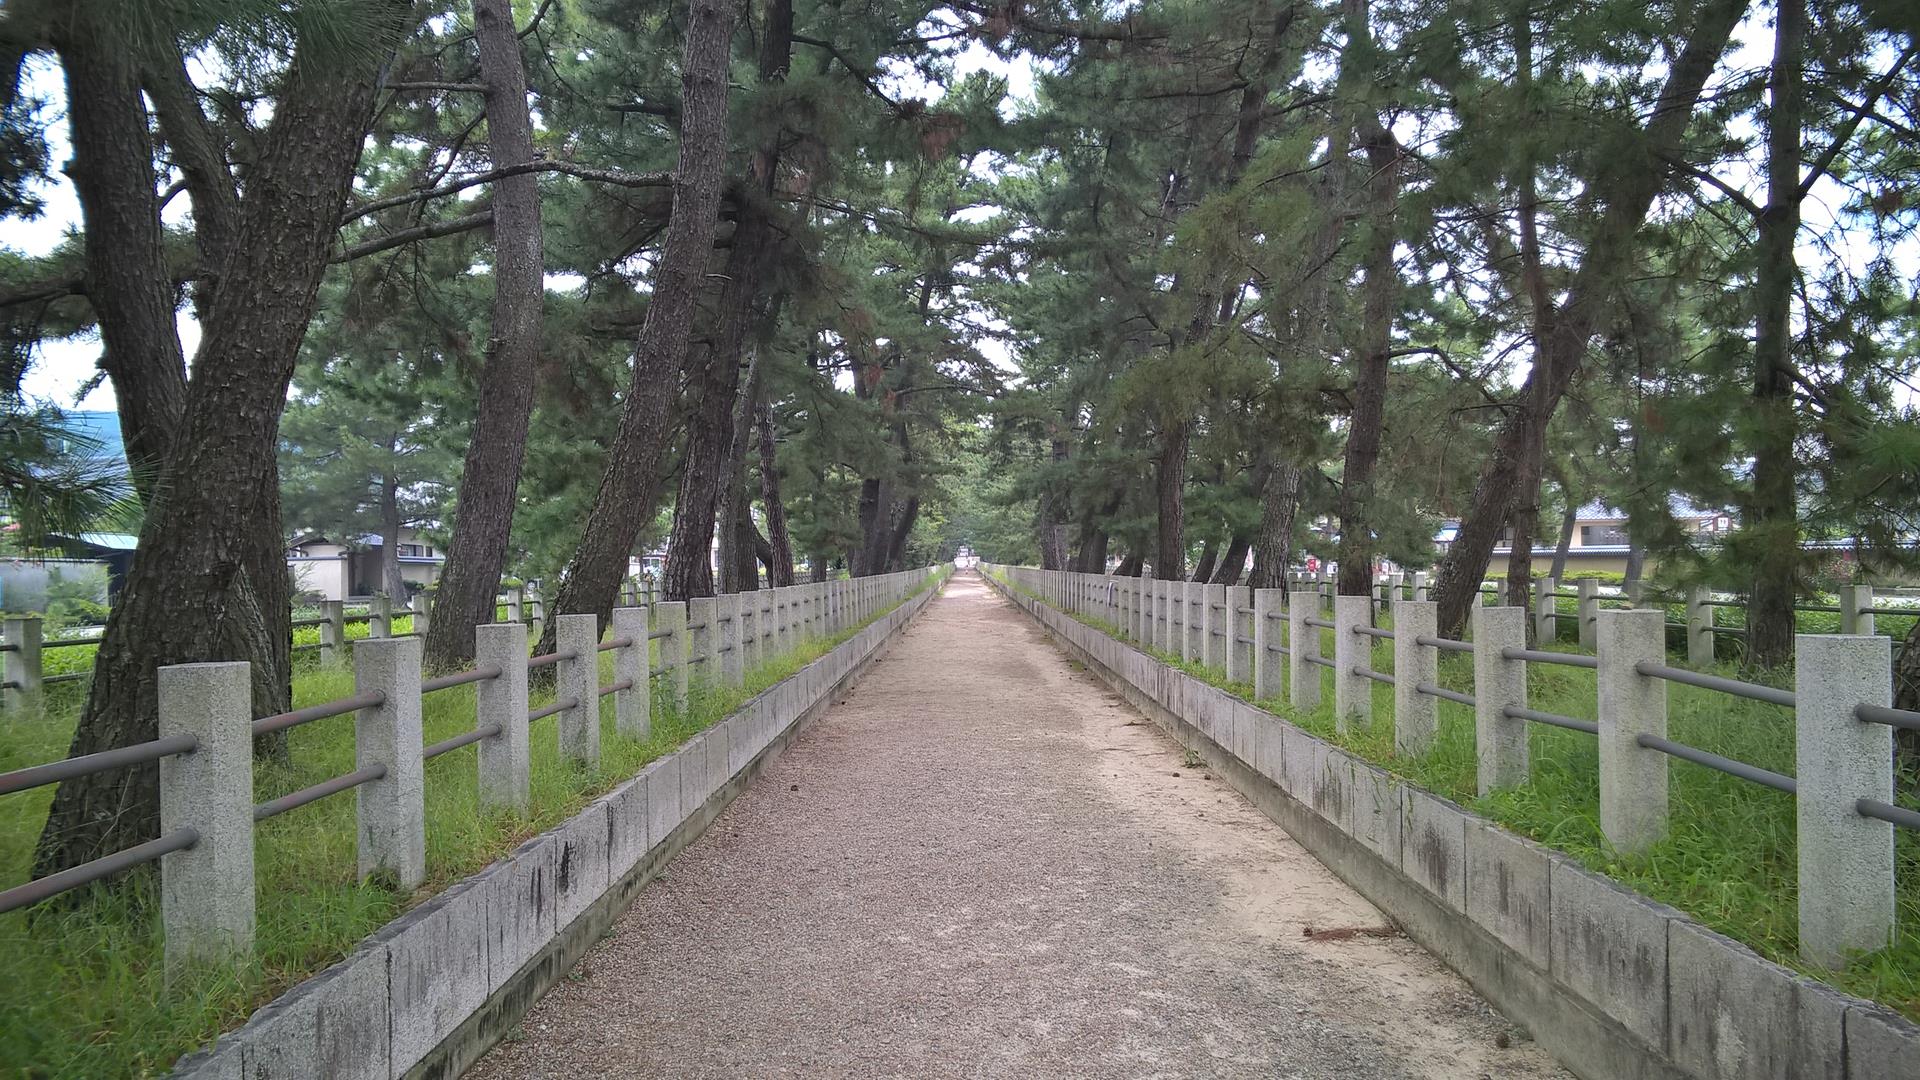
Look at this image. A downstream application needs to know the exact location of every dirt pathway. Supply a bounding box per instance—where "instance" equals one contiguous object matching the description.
[467,574,1567,1079]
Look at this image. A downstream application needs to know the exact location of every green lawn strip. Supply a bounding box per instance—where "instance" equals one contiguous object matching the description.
[987,570,1919,1021]
[0,575,941,1078]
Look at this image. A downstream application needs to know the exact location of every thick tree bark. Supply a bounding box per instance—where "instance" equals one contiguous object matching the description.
[68,22,290,762]
[1036,432,1070,571]
[1426,0,1745,636]
[1333,0,1400,600]
[1116,553,1144,577]
[1191,537,1218,583]
[57,26,187,494]
[36,7,412,876]
[755,399,795,586]
[663,0,793,600]
[379,466,406,600]
[1210,533,1250,586]
[1745,0,1804,671]
[1153,419,1190,579]
[1248,463,1302,589]
[1549,492,1578,580]
[886,495,921,571]
[537,0,736,654]
[729,497,760,590]
[426,0,546,670]
[717,350,763,593]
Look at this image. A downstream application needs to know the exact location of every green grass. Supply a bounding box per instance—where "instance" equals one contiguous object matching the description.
[988,570,1920,1022]
[0,573,944,1078]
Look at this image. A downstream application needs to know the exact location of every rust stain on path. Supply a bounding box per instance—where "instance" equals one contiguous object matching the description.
[468,574,1567,1079]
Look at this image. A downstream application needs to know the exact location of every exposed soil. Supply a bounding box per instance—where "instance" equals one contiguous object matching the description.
[467,573,1568,1079]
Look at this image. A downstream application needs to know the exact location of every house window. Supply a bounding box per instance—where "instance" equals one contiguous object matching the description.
[400,544,422,557]
[1580,524,1629,547]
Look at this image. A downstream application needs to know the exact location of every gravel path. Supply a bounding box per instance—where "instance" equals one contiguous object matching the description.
[467,574,1568,1079]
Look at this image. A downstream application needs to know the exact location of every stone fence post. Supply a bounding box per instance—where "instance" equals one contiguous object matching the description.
[368,593,392,640]
[3,615,41,711]
[1687,587,1714,667]
[1598,609,1667,854]
[1840,584,1874,637]
[555,613,599,769]
[1577,579,1599,651]
[1472,605,1528,795]
[1288,590,1321,712]
[1795,634,1894,967]
[158,661,254,976]
[411,591,431,641]
[354,636,425,889]
[1228,588,1253,685]
[1534,578,1558,645]
[1332,594,1372,733]
[655,600,689,711]
[1394,601,1439,756]
[1203,583,1228,670]
[321,600,345,667]
[476,621,530,812]
[1253,588,1283,700]
[687,596,717,687]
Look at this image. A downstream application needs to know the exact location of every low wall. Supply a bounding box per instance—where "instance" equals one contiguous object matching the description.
[172,581,943,1080]
[982,573,1920,1080]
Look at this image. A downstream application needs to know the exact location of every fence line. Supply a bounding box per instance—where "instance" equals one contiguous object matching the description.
[988,563,1914,970]
[0,567,938,976]
[0,578,680,710]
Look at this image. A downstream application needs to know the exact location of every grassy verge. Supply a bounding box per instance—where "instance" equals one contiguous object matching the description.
[987,570,1919,1021]
[0,572,943,1077]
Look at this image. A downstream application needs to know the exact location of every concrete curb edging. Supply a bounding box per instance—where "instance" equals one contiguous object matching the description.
[981,573,1920,1080]
[171,579,945,1080]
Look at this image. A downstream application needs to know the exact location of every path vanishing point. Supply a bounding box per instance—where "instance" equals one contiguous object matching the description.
[469,574,1569,1079]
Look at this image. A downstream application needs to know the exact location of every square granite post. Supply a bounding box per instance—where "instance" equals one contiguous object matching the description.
[1796,634,1895,967]
[1332,594,1373,733]
[159,661,254,976]
[1598,609,1668,854]
[555,613,599,769]
[1394,600,1439,756]
[1472,605,1528,795]
[1288,591,1321,712]
[354,636,425,888]
[476,621,530,812]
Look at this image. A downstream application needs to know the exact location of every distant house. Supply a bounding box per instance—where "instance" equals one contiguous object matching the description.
[288,529,446,601]
[1435,499,1733,576]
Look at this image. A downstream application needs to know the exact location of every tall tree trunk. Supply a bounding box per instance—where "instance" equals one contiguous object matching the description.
[536,0,738,654]
[379,467,406,600]
[755,399,795,586]
[1333,0,1400,600]
[1036,432,1070,570]
[729,497,760,591]
[717,350,762,592]
[36,6,413,876]
[1116,553,1144,578]
[1623,544,1646,592]
[1745,0,1804,671]
[1248,463,1302,589]
[1210,533,1250,586]
[1426,0,1744,636]
[1549,491,1578,580]
[663,0,793,600]
[1191,537,1218,583]
[64,23,291,762]
[886,496,920,572]
[1154,419,1190,579]
[426,0,546,670]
